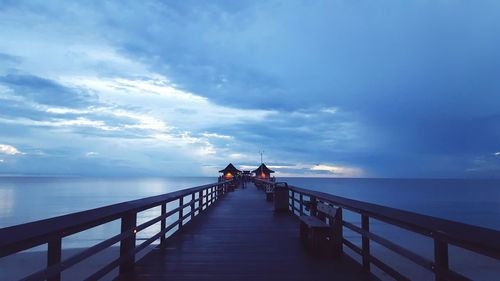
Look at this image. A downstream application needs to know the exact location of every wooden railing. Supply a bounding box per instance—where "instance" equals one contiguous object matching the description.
[254,178,500,281]
[0,181,231,281]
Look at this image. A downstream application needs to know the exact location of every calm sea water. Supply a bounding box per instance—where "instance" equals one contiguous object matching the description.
[1,177,499,280]
[282,177,500,230]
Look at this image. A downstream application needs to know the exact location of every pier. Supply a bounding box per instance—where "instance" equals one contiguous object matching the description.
[1,178,500,281]
[118,181,375,281]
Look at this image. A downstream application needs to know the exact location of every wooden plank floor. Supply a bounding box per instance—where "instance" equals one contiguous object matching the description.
[118,183,379,281]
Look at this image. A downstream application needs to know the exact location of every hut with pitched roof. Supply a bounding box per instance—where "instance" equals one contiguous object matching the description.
[219,163,241,180]
[252,163,275,179]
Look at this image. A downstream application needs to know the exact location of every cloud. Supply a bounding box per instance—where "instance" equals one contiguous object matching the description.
[0,144,23,155]
[0,74,95,107]
[0,1,499,177]
[321,107,338,115]
[238,163,363,177]
[201,132,233,140]
[494,152,500,156]
[310,164,362,177]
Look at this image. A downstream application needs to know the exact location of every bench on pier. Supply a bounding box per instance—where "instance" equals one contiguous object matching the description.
[299,202,342,257]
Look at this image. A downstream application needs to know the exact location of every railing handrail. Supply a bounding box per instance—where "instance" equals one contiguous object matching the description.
[0,181,229,257]
[254,177,500,280]
[287,184,500,260]
[253,178,500,260]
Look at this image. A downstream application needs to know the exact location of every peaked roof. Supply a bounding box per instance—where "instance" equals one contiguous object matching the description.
[252,163,275,174]
[219,163,241,174]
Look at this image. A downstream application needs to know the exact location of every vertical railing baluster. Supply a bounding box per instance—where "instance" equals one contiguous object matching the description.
[119,211,137,274]
[207,187,210,206]
[160,202,166,247]
[199,190,203,212]
[179,196,184,229]
[191,193,195,219]
[361,214,370,272]
[47,237,62,281]
[299,193,304,216]
[291,190,295,215]
[207,188,211,206]
[434,238,449,281]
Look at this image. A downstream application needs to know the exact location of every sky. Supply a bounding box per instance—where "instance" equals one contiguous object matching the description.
[0,1,499,178]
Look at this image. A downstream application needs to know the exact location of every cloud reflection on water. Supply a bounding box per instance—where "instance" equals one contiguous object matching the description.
[0,187,14,218]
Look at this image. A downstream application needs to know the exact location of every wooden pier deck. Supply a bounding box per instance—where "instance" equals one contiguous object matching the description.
[118,183,378,281]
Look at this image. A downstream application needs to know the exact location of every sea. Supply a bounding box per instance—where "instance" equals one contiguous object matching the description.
[0,177,499,280]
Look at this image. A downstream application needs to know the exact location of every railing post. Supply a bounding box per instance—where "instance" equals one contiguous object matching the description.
[332,207,343,258]
[310,196,317,217]
[434,238,449,281]
[119,211,137,275]
[361,214,370,272]
[299,193,304,216]
[47,237,62,281]
[199,190,203,212]
[210,187,214,205]
[191,193,195,219]
[160,203,166,247]
[291,190,295,214]
[179,196,184,229]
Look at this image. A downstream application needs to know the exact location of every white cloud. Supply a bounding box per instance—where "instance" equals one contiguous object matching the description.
[239,165,258,170]
[494,152,500,156]
[45,107,90,114]
[0,144,23,155]
[110,109,170,131]
[0,159,4,163]
[60,76,275,130]
[201,132,233,140]
[85,152,98,157]
[152,132,217,158]
[0,117,119,131]
[310,164,362,177]
[321,107,338,114]
[239,163,363,177]
[44,106,171,132]
[229,153,243,159]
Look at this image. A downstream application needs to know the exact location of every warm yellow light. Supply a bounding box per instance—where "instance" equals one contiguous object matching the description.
[225,172,233,178]
[260,172,266,178]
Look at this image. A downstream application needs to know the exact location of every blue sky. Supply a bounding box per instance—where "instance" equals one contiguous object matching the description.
[0,1,499,177]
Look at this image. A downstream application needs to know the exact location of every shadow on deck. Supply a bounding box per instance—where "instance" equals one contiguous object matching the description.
[118,183,378,281]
